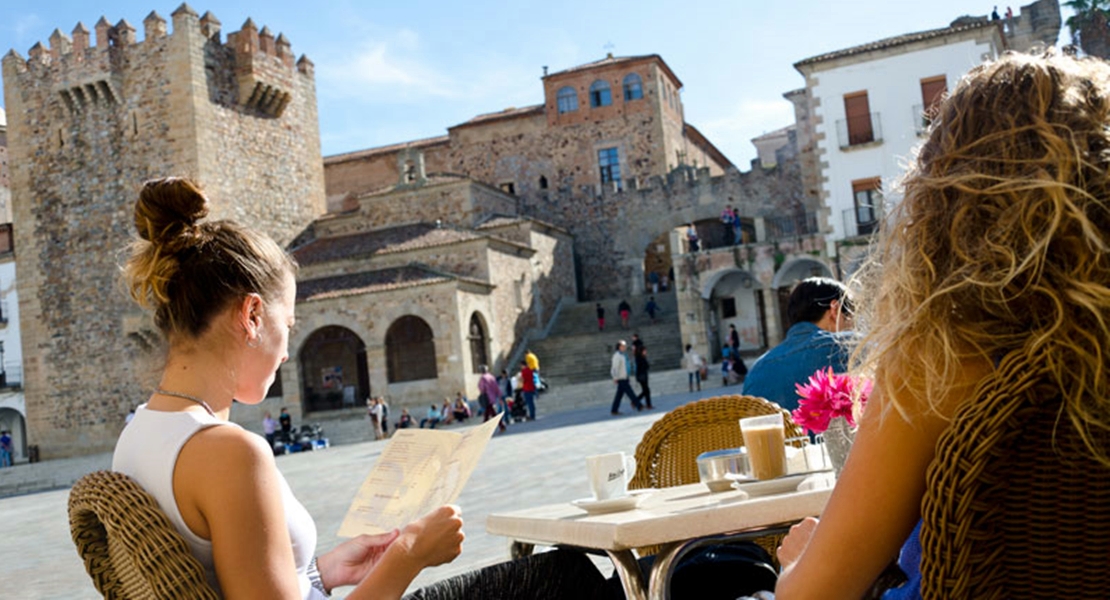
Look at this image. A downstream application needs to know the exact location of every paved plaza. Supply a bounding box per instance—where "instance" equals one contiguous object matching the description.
[0,381,730,598]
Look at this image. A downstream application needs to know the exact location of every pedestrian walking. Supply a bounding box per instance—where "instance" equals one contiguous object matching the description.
[682,344,704,392]
[610,340,642,415]
[645,296,659,324]
[477,365,506,431]
[0,430,11,467]
[618,299,632,329]
[262,411,277,451]
[520,360,537,420]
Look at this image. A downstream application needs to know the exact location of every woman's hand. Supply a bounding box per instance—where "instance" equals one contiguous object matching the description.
[318,530,401,591]
[777,517,819,569]
[396,505,465,568]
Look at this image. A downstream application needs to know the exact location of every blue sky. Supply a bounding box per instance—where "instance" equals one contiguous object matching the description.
[1,1,1069,168]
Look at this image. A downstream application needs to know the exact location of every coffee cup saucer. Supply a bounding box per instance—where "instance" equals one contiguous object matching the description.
[571,489,653,514]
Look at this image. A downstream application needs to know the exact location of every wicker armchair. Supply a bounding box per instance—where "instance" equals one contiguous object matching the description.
[68,470,219,599]
[629,394,802,491]
[628,394,803,559]
[919,354,1110,599]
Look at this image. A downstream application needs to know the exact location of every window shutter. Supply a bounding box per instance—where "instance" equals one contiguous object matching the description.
[844,92,873,145]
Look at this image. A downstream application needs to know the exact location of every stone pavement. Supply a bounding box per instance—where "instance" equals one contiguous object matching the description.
[0,375,741,598]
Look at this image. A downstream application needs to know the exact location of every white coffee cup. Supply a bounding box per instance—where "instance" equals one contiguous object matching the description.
[586,452,636,500]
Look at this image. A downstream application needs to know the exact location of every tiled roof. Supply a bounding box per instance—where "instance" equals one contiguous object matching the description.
[751,124,794,142]
[322,135,450,164]
[794,19,997,68]
[453,104,544,128]
[292,223,484,265]
[297,265,451,301]
[475,215,526,230]
[546,53,682,88]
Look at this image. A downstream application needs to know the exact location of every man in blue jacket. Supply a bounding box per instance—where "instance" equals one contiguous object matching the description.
[742,277,855,412]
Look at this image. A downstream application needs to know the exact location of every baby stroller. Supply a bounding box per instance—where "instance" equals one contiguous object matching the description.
[509,390,529,423]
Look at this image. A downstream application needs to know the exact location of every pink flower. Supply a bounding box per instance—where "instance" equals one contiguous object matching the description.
[791,368,871,434]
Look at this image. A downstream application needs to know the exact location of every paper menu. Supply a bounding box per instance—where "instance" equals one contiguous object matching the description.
[338,416,501,537]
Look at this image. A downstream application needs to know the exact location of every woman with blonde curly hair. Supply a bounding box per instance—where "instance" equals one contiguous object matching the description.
[775,50,1110,598]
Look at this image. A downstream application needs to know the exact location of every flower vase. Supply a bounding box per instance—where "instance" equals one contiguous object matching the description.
[823,416,855,476]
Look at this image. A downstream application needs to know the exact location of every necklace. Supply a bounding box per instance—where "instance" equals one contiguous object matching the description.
[154,388,216,417]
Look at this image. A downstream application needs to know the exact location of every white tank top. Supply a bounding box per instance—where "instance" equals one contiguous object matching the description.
[112,405,325,599]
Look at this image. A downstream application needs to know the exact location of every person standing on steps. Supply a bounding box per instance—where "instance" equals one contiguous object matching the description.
[610,340,642,415]
[645,296,659,324]
[596,303,606,331]
[634,344,653,410]
[682,344,704,392]
[618,299,632,329]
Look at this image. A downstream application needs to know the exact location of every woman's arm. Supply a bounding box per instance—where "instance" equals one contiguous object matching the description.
[175,426,303,599]
[775,382,958,599]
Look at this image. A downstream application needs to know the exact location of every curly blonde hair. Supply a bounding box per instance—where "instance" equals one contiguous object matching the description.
[853,50,1110,460]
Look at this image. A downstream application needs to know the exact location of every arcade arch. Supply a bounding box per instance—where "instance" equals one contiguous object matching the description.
[385,315,437,383]
[298,326,370,413]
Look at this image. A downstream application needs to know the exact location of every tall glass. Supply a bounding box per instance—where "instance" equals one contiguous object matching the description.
[740,413,787,480]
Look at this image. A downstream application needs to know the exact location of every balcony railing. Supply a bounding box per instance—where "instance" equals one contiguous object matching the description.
[765,212,819,239]
[912,104,938,136]
[836,113,883,149]
[843,206,879,238]
[0,366,23,389]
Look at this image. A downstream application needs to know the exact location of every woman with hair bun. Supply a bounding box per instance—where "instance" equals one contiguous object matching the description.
[775,51,1110,598]
[113,177,463,599]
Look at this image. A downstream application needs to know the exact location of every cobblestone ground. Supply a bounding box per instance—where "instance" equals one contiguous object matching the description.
[0,384,735,598]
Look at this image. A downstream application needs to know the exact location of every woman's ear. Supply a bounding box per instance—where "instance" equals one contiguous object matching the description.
[237,293,265,337]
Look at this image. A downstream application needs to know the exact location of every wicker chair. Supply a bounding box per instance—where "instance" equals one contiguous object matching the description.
[628,394,803,559]
[919,354,1110,599]
[629,394,802,491]
[68,470,219,599]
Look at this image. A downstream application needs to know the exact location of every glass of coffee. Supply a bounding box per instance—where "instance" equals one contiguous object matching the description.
[740,413,787,480]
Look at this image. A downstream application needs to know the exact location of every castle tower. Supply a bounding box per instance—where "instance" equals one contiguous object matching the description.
[1,5,326,458]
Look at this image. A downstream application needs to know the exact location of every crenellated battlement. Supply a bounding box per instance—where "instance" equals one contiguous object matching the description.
[2,3,312,118]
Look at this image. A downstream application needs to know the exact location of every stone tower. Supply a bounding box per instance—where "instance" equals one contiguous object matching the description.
[1,5,326,458]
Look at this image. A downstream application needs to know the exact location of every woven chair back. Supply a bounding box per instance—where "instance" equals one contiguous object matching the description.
[920,355,1110,599]
[68,470,219,599]
[629,394,802,491]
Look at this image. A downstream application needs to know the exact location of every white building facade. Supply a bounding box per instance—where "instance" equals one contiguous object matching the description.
[793,0,1060,274]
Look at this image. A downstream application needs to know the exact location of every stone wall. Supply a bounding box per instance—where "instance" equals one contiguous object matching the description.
[2,8,325,458]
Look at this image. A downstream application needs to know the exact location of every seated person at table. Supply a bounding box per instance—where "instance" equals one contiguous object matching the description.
[113,177,463,598]
[775,51,1110,599]
[742,277,854,411]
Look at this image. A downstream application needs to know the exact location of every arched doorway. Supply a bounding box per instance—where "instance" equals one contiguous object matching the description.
[0,406,26,463]
[299,326,370,412]
[385,316,437,382]
[468,313,489,373]
[704,269,765,361]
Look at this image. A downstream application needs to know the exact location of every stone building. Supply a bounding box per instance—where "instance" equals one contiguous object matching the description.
[0,107,24,462]
[2,7,325,459]
[323,54,758,300]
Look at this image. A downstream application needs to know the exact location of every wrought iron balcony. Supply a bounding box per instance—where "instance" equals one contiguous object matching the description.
[836,113,883,149]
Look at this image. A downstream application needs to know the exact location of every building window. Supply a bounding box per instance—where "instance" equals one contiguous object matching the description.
[468,313,489,374]
[589,80,612,107]
[622,73,643,101]
[500,182,516,195]
[841,91,877,147]
[556,86,578,113]
[851,177,881,236]
[598,147,622,190]
[385,316,437,383]
[916,75,947,133]
[538,175,548,189]
[721,297,737,319]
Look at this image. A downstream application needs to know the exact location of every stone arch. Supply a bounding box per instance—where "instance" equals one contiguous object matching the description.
[467,312,490,374]
[298,325,370,413]
[702,267,766,360]
[771,257,832,290]
[385,315,437,383]
[0,406,27,463]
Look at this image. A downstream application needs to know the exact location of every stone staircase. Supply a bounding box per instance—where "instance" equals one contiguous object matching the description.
[530,292,684,385]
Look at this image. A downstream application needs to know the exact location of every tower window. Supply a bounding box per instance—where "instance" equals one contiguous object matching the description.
[589,80,612,108]
[598,147,622,190]
[538,175,548,189]
[622,73,643,101]
[556,87,578,113]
